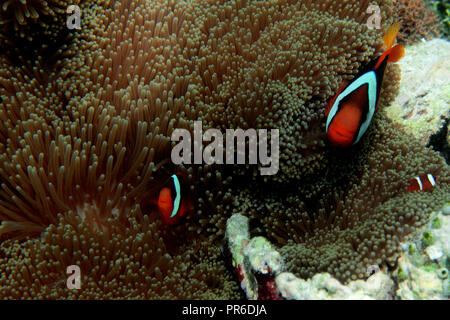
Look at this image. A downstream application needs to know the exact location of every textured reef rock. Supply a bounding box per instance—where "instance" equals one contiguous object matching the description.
[226,206,450,300]
[386,39,450,147]
[276,272,394,300]
[226,214,283,299]
[395,207,449,299]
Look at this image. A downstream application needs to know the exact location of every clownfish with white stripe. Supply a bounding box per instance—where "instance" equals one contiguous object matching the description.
[325,23,405,147]
[147,172,194,226]
[406,174,437,192]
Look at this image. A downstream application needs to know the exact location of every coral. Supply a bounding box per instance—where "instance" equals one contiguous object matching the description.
[393,0,442,45]
[437,268,448,279]
[276,272,395,300]
[422,230,435,246]
[443,202,450,215]
[432,217,442,228]
[226,214,396,300]
[225,215,283,300]
[227,193,450,300]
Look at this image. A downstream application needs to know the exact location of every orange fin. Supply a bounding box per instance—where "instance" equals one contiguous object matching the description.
[382,22,401,50]
[387,43,405,63]
[374,43,405,70]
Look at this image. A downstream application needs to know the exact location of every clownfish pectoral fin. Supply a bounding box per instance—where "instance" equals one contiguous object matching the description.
[382,22,402,50]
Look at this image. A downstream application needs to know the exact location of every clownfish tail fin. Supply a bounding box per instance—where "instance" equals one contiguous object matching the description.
[382,22,402,50]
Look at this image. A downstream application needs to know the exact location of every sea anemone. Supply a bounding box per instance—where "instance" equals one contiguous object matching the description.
[0,0,447,298]
[233,109,449,283]
[0,209,241,299]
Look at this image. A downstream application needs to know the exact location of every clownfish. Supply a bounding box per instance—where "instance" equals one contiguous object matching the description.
[149,173,193,226]
[406,174,437,192]
[325,23,405,147]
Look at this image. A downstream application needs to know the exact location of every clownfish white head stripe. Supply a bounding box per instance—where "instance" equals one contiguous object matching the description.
[170,174,181,218]
[325,23,405,147]
[154,172,194,226]
[326,70,378,145]
[427,173,436,187]
[406,174,436,192]
[414,176,423,191]
[142,171,193,226]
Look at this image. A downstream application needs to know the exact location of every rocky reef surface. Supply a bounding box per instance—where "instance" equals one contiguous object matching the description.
[226,201,449,300]
[386,39,450,147]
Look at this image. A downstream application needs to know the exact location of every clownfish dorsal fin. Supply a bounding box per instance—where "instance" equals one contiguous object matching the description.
[382,22,401,50]
[374,23,404,71]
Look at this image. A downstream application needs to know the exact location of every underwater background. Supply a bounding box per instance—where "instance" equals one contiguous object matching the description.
[0,0,448,299]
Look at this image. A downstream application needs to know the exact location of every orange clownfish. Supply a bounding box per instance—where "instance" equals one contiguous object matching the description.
[152,173,193,226]
[406,174,437,192]
[325,23,405,147]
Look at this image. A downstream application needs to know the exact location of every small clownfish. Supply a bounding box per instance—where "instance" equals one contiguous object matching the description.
[155,173,193,226]
[325,23,405,147]
[406,174,437,192]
